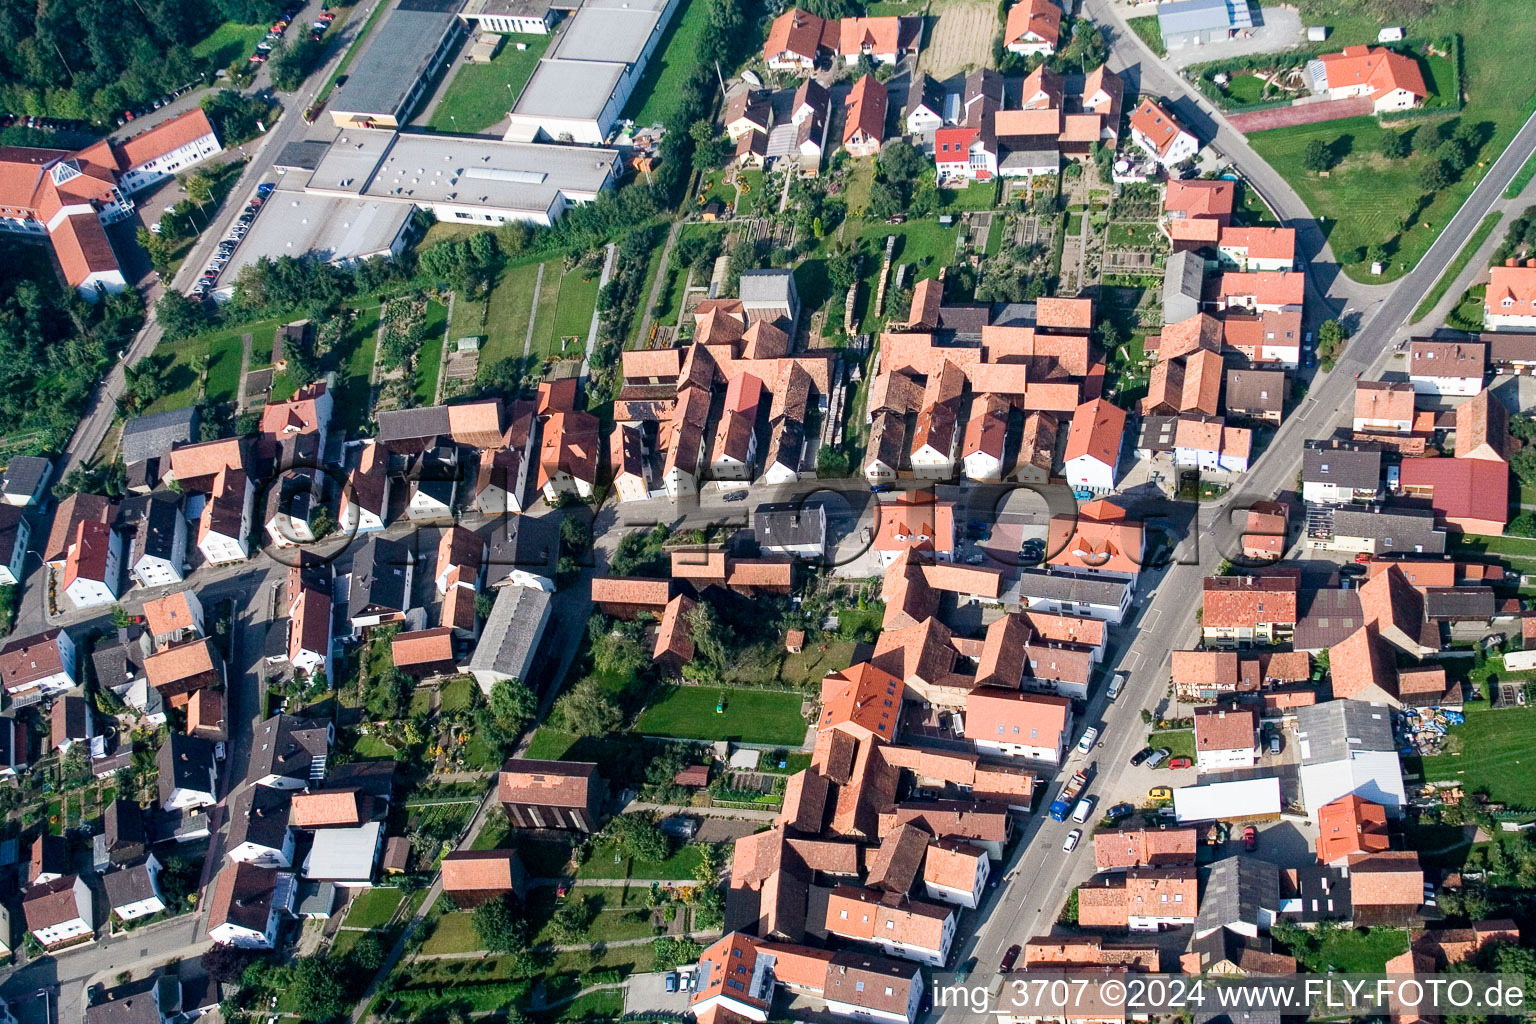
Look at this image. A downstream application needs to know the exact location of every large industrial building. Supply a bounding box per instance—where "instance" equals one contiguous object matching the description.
[459,0,559,34]
[327,0,467,129]
[503,0,681,144]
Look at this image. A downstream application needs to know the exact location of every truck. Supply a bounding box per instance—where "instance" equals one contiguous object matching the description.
[1049,764,1093,821]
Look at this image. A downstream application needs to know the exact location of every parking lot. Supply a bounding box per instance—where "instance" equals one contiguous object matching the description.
[623,970,696,1015]
[193,181,276,298]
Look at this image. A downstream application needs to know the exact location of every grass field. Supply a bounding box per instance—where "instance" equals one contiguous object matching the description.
[1125,15,1166,57]
[1506,149,1536,199]
[1284,926,1408,974]
[622,0,707,128]
[1412,211,1503,323]
[542,265,601,360]
[577,839,705,881]
[634,686,807,745]
[1224,74,1266,106]
[939,180,1000,211]
[1148,729,1195,760]
[440,677,475,712]
[1247,3,1536,282]
[428,34,552,133]
[421,911,480,954]
[454,261,541,373]
[334,302,382,433]
[414,299,449,405]
[192,22,270,66]
[1420,704,1536,804]
[149,315,288,413]
[344,887,405,929]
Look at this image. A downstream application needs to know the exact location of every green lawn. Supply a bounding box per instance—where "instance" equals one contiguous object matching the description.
[1505,149,1536,198]
[1148,729,1195,760]
[1448,283,1486,332]
[456,260,541,374]
[428,34,552,133]
[440,677,475,712]
[344,887,406,929]
[421,911,481,954]
[352,733,399,759]
[1420,704,1536,804]
[334,302,381,433]
[1284,925,1409,974]
[548,268,601,359]
[939,180,1000,211]
[778,640,856,687]
[622,0,708,128]
[1224,74,1266,106]
[577,840,704,881]
[1125,15,1166,57]
[532,886,657,944]
[148,315,288,413]
[533,991,623,1024]
[1247,3,1536,283]
[415,299,449,405]
[192,22,270,65]
[834,218,958,329]
[635,686,807,745]
[1412,211,1502,323]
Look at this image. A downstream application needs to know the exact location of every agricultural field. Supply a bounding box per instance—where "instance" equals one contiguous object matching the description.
[920,0,998,78]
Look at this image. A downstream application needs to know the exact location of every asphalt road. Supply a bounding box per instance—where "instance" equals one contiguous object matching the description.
[58,0,388,481]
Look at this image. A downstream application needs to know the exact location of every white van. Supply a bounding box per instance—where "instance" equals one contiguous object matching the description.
[1071,797,1095,823]
[1077,726,1099,754]
[1107,672,1127,701]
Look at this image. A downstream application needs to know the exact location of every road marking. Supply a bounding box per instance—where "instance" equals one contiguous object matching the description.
[1142,609,1160,630]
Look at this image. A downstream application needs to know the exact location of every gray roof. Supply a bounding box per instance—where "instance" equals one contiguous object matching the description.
[0,504,26,563]
[1158,0,1248,35]
[273,140,332,172]
[329,2,463,119]
[468,584,552,678]
[1,455,51,498]
[1294,586,1363,651]
[122,407,199,466]
[1013,568,1131,605]
[326,760,397,801]
[1302,442,1381,489]
[1423,586,1495,622]
[754,502,826,550]
[549,0,673,63]
[1138,414,1180,454]
[294,879,337,916]
[250,714,332,783]
[1224,369,1286,415]
[227,785,292,853]
[1163,249,1205,304]
[1283,863,1351,924]
[462,0,553,18]
[102,861,159,908]
[349,537,414,619]
[157,734,215,801]
[104,799,147,858]
[739,269,796,304]
[128,492,184,562]
[1330,507,1444,553]
[86,981,161,1024]
[906,72,944,117]
[377,405,452,445]
[1295,699,1396,765]
[513,58,626,121]
[1195,856,1278,937]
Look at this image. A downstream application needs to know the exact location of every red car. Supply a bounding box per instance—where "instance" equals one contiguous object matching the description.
[1243,826,1258,852]
[1000,944,1021,974]
[1167,756,1192,769]
[1354,552,1372,564]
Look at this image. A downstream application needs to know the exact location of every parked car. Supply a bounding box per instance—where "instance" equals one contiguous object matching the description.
[1148,786,1172,801]
[1130,746,1154,766]
[1071,797,1095,823]
[1076,726,1099,755]
[1167,756,1192,770]
[1145,747,1171,769]
[1353,551,1372,563]
[1243,826,1257,852]
[1000,944,1021,973]
[1106,802,1134,823]
[1107,671,1127,702]
[1269,731,1282,755]
[664,973,678,994]
[1062,829,1081,852]
[257,183,276,197]
[721,490,748,502]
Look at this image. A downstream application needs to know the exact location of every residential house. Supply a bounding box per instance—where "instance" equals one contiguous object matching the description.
[286,573,332,679]
[466,583,553,692]
[1455,388,1508,462]
[910,360,965,478]
[121,407,198,492]
[1093,826,1198,872]
[1200,572,1299,646]
[872,492,955,567]
[1162,251,1206,324]
[1399,456,1510,535]
[1295,700,1405,816]
[1014,569,1133,622]
[62,519,122,609]
[1485,261,1536,331]
[157,735,217,811]
[143,591,203,647]
[103,855,165,921]
[1301,441,1381,505]
[0,629,77,705]
[1222,310,1303,367]
[1353,380,1415,434]
[961,394,1010,481]
[905,73,944,136]
[22,875,94,949]
[1077,868,1199,930]
[1164,179,1234,248]
[206,863,290,948]
[843,75,887,157]
[0,456,51,507]
[921,841,989,908]
[1046,500,1145,580]
[1241,501,1290,562]
[249,714,333,789]
[0,504,28,586]
[754,502,828,559]
[1004,0,1061,55]
[338,441,390,533]
[838,16,917,65]
[1408,339,1484,396]
[403,447,457,523]
[1316,795,1390,866]
[347,537,415,630]
[1218,226,1296,272]
[663,385,710,498]
[1193,707,1258,773]
[225,785,295,867]
[711,373,763,480]
[1063,398,1125,492]
[965,688,1073,763]
[822,886,956,966]
[1223,368,1286,425]
[0,715,29,777]
[1325,507,1444,556]
[538,379,601,501]
[609,423,650,502]
[50,695,93,754]
[124,494,186,587]
[144,637,223,707]
[1128,97,1197,167]
[763,8,836,70]
[102,799,147,866]
[498,758,605,832]
[197,467,254,566]
[1312,45,1428,113]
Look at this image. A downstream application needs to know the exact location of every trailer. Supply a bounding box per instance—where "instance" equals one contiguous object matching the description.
[1049,764,1093,821]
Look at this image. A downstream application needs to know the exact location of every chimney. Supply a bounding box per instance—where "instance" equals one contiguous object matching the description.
[1507,258,1518,267]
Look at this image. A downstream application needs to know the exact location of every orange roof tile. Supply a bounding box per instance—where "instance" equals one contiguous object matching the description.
[1317,795,1390,864]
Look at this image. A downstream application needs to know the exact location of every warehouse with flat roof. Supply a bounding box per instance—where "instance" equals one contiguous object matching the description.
[218,190,415,287]
[328,0,467,128]
[503,0,681,144]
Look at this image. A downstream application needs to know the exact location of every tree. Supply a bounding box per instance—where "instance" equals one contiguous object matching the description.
[201,944,260,983]
[138,227,174,276]
[1316,318,1346,368]
[488,678,537,733]
[1379,131,1412,160]
[472,894,531,953]
[549,895,597,943]
[689,119,728,171]
[269,37,325,92]
[347,933,386,974]
[156,291,207,342]
[552,678,622,736]
[653,937,703,971]
[1510,413,1536,443]
[604,813,671,862]
[288,956,350,1023]
[591,627,646,679]
[1302,139,1333,173]
[1365,243,1388,269]
[1510,447,1536,488]
[877,139,925,186]
[183,170,215,209]
[867,179,903,221]
[560,514,591,553]
[308,505,335,541]
[827,251,859,293]
[1420,158,1452,192]
[681,602,731,685]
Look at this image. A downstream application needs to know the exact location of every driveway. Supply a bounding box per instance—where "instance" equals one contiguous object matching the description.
[1163,5,1306,69]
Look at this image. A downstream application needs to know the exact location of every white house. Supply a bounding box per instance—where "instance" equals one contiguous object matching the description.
[1193,707,1259,773]
[475,446,527,516]
[1062,399,1124,493]
[207,864,291,948]
[825,887,956,967]
[0,629,78,704]
[128,496,186,588]
[22,875,94,949]
[1128,97,1198,167]
[114,111,224,193]
[226,786,295,867]
[921,841,989,909]
[287,582,332,679]
[157,735,218,812]
[1,457,53,507]
[1407,339,1485,397]
[339,442,390,533]
[1485,263,1536,331]
[1014,570,1133,623]
[0,506,30,587]
[197,470,254,566]
[1312,45,1427,114]
[964,689,1073,764]
[406,451,457,523]
[103,854,166,921]
[62,520,122,610]
[1296,700,1406,817]
[1004,0,1060,55]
